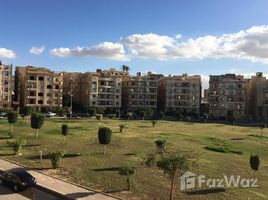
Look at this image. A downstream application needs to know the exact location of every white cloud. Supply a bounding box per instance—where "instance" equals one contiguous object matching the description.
[121,33,175,59]
[50,25,268,64]
[51,42,128,61]
[0,48,16,59]
[30,46,45,55]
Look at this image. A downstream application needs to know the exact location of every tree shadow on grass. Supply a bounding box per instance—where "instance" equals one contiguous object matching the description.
[106,189,126,193]
[124,153,137,156]
[0,136,10,140]
[66,192,97,199]
[93,167,120,172]
[184,188,226,195]
[23,144,41,147]
[26,167,52,171]
[0,153,15,156]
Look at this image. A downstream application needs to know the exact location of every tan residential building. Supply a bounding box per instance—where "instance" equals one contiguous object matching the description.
[78,68,124,112]
[14,66,63,111]
[0,61,13,109]
[122,72,163,112]
[208,74,247,120]
[247,72,268,122]
[62,72,82,108]
[158,74,201,115]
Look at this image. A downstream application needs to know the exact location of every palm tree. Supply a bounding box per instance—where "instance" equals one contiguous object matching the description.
[122,65,130,73]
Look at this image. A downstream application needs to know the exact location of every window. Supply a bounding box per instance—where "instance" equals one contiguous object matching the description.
[29,76,36,80]
[47,93,52,97]
[38,92,43,97]
[38,100,43,104]
[29,99,35,104]
[47,77,53,81]
[38,76,44,81]
[55,85,59,89]
[47,100,51,104]
[47,85,52,89]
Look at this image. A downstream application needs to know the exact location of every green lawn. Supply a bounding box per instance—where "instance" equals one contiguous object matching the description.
[0,118,268,200]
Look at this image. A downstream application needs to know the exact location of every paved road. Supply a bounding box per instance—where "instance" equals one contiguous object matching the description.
[0,185,61,200]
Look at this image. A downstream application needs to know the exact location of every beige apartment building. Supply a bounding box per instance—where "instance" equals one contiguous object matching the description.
[77,69,124,112]
[122,72,163,112]
[208,74,247,120]
[247,72,268,122]
[158,74,201,115]
[62,72,82,108]
[14,66,63,111]
[0,61,13,109]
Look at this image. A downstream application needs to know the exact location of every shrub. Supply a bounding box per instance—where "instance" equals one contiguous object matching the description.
[20,106,33,118]
[48,151,65,169]
[151,120,157,127]
[61,124,69,144]
[7,139,26,155]
[119,124,127,133]
[259,123,265,136]
[154,139,166,153]
[7,111,18,135]
[31,113,45,138]
[98,127,112,154]
[250,154,260,171]
[119,161,136,190]
[96,114,103,120]
[88,107,96,117]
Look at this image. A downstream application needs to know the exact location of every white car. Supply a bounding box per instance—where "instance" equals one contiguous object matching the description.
[46,112,57,117]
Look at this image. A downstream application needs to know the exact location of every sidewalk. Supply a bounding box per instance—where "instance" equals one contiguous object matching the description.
[0,159,121,200]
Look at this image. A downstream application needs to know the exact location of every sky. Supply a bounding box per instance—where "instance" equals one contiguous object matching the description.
[1,0,268,89]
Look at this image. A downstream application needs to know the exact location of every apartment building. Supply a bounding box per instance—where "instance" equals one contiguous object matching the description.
[122,72,163,112]
[0,61,13,109]
[14,66,63,111]
[247,72,268,122]
[208,74,247,120]
[158,74,201,115]
[62,72,82,107]
[78,68,124,112]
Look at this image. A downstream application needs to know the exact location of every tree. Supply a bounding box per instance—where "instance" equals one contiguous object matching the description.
[96,114,103,120]
[98,127,112,154]
[122,65,130,73]
[145,150,196,200]
[154,139,166,153]
[127,112,132,120]
[250,154,260,177]
[20,106,33,122]
[119,124,127,133]
[119,161,136,190]
[48,151,65,169]
[160,111,165,120]
[7,111,18,138]
[259,123,265,136]
[151,120,157,127]
[61,124,69,144]
[88,107,96,117]
[7,139,26,155]
[31,113,45,138]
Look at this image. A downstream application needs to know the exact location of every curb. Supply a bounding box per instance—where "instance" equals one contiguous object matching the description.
[0,158,123,200]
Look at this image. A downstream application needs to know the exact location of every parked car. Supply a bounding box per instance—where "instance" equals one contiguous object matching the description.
[0,112,7,117]
[46,112,57,117]
[0,169,36,192]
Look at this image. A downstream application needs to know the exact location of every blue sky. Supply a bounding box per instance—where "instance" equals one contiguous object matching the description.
[1,0,268,88]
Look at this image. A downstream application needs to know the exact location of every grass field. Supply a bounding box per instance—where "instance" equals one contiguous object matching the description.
[0,118,268,200]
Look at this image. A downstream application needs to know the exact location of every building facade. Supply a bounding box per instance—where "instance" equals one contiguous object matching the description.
[247,72,268,122]
[0,61,13,109]
[122,72,163,112]
[78,69,124,112]
[158,74,201,116]
[208,74,247,120]
[14,66,63,111]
